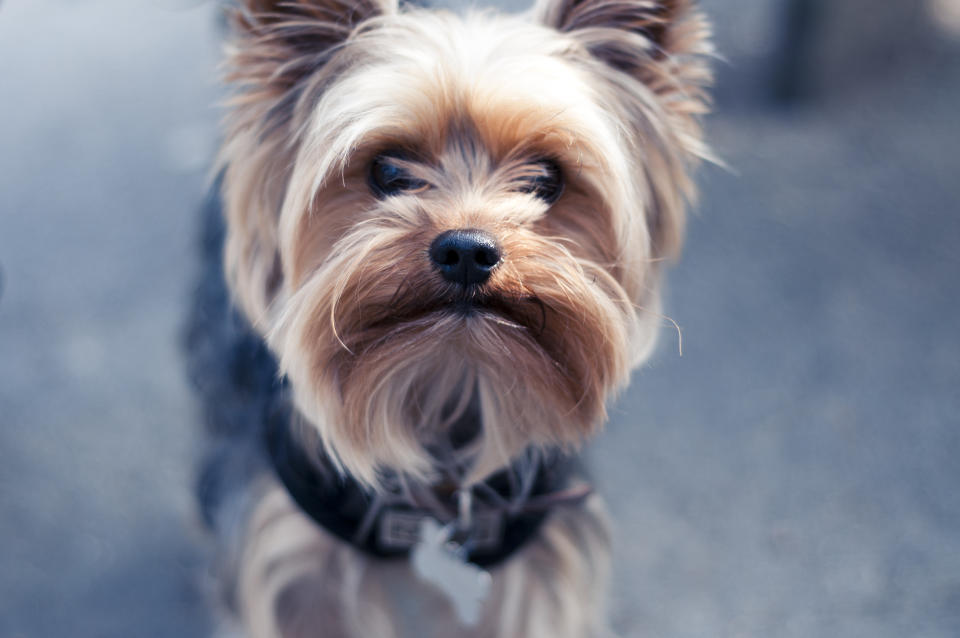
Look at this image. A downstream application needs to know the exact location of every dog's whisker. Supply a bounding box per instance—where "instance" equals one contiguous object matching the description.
[635,304,684,356]
[387,273,413,309]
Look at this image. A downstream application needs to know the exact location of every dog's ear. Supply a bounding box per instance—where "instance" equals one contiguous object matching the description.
[234,0,395,43]
[220,0,396,326]
[536,0,711,85]
[536,0,712,259]
[229,0,396,96]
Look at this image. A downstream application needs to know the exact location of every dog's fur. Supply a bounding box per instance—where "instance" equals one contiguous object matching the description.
[188,0,711,635]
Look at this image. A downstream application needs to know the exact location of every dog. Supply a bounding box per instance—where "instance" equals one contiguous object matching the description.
[186,0,712,635]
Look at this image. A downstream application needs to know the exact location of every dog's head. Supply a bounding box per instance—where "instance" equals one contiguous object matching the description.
[219,0,712,486]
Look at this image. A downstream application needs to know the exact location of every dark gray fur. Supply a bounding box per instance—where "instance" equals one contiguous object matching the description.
[183,183,280,610]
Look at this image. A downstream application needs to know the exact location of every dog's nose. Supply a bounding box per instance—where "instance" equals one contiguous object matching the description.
[429,229,502,286]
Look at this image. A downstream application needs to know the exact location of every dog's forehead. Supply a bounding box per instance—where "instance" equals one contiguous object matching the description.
[358,11,578,86]
[307,11,618,161]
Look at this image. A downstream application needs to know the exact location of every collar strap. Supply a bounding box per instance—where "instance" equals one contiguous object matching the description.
[264,402,584,568]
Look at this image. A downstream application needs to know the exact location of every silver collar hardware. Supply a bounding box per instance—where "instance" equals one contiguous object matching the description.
[372,482,593,552]
[378,507,504,552]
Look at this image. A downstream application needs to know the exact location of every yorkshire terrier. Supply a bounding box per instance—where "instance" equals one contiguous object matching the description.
[186,0,712,635]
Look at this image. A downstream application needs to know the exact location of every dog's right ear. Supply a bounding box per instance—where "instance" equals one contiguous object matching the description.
[220,0,395,328]
[229,0,396,98]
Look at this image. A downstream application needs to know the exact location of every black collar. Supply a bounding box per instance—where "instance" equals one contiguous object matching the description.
[264,393,582,568]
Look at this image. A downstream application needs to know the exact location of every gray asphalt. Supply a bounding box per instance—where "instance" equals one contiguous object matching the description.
[1,1,958,637]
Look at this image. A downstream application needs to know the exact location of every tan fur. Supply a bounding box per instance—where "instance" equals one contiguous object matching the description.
[216,0,711,634]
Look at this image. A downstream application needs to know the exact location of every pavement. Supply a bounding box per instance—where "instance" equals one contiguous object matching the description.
[1,1,958,637]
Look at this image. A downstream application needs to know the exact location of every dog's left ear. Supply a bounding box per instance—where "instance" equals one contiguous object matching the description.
[536,0,712,259]
[536,0,711,92]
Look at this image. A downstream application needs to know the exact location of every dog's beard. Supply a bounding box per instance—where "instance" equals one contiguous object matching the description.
[271,219,639,486]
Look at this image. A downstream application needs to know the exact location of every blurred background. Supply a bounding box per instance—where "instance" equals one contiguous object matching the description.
[1,0,958,636]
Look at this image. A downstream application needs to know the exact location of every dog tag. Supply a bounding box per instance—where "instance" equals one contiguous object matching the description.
[411,518,492,627]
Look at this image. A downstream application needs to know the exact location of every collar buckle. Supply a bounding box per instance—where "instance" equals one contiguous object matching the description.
[378,508,504,553]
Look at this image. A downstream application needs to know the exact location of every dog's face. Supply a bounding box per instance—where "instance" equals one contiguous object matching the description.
[220,0,711,485]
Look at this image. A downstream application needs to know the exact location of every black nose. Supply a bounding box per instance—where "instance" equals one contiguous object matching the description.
[429,229,502,287]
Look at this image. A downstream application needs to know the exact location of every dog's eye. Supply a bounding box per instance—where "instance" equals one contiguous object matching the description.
[369,154,428,198]
[519,159,564,204]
